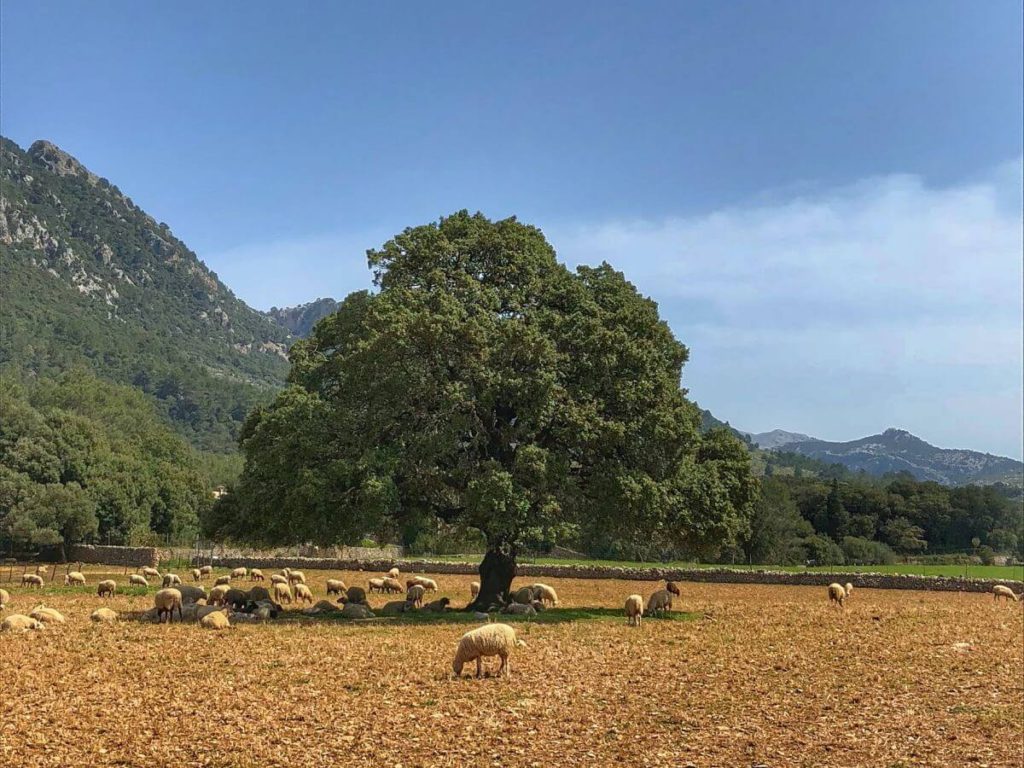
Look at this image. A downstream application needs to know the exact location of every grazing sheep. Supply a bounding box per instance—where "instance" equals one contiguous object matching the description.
[162,574,182,588]
[340,602,375,619]
[223,588,249,610]
[30,606,66,624]
[97,580,116,598]
[270,574,288,585]
[993,584,1019,602]
[199,565,213,577]
[452,623,527,679]
[214,575,231,587]
[1,614,44,632]
[665,581,681,597]
[625,594,644,627]
[0,588,10,609]
[177,585,207,604]
[231,567,247,580]
[141,566,161,580]
[343,586,367,606]
[154,588,184,623]
[380,600,414,616]
[646,589,673,616]
[191,568,202,582]
[200,610,231,630]
[501,602,537,617]
[844,583,854,599]
[287,570,306,585]
[531,583,559,607]
[129,574,148,587]
[406,584,426,608]
[416,577,438,593]
[387,567,400,579]
[368,578,386,593]
[303,600,340,615]
[382,577,404,594]
[294,584,314,604]
[35,565,48,575]
[470,581,480,599]
[424,597,451,612]
[249,569,265,582]
[90,607,118,623]
[208,585,231,606]
[326,579,347,595]
[21,574,44,588]
[247,585,271,603]
[827,583,846,608]
[64,571,86,586]
[273,582,293,604]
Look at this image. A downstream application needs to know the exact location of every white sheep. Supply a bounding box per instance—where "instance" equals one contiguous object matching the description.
[993,584,1019,602]
[214,575,231,587]
[162,573,182,587]
[199,565,213,577]
[406,584,426,607]
[416,577,438,593]
[0,588,10,609]
[294,583,314,604]
[646,589,673,616]
[97,580,116,598]
[154,588,183,623]
[191,568,202,582]
[326,579,347,595]
[141,566,161,580]
[470,581,480,599]
[273,582,293,604]
[63,571,86,586]
[29,606,65,624]
[844,583,854,599]
[21,574,44,588]
[368,578,386,593]
[270,574,288,585]
[452,623,527,679]
[381,577,404,594]
[828,583,846,608]
[531,583,559,606]
[208,585,231,606]
[387,567,400,579]
[231,567,247,580]
[1,614,44,632]
[625,594,644,627]
[249,569,265,582]
[129,574,148,587]
[201,610,231,630]
[287,570,306,585]
[35,564,48,576]
[90,607,118,623]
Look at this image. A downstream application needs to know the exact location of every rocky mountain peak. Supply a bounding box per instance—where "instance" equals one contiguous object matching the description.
[28,140,99,184]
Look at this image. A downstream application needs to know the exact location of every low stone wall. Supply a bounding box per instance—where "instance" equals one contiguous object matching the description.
[69,544,159,568]
[192,555,1023,594]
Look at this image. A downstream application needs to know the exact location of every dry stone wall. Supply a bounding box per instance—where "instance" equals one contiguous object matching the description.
[68,544,159,568]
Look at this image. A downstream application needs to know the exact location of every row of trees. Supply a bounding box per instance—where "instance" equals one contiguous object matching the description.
[0,370,215,555]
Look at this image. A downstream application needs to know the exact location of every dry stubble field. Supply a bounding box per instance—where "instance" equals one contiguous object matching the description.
[1,565,1022,768]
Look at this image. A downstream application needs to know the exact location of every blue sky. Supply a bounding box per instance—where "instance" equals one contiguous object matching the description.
[3,2,1022,458]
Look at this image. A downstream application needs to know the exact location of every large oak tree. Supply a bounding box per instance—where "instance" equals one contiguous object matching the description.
[206,212,756,608]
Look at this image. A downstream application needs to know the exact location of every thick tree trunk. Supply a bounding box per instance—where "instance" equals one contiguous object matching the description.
[467,545,517,611]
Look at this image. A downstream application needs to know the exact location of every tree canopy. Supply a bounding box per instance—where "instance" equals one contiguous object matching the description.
[208,212,757,605]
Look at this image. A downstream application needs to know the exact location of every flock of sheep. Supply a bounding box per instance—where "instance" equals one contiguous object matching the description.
[1,563,1020,678]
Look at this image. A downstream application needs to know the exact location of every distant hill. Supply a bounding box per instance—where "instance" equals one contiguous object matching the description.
[264,297,339,338]
[0,138,291,451]
[744,429,813,450]
[779,428,1023,486]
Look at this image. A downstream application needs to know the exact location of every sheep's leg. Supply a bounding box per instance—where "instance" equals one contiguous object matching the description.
[499,653,509,678]
[475,658,483,678]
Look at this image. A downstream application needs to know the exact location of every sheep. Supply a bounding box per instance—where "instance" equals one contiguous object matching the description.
[294,584,314,604]
[665,581,681,597]
[273,582,293,604]
[129,574,148,588]
[154,588,184,623]
[247,585,271,603]
[64,571,86,587]
[625,594,644,627]
[191,568,202,582]
[214,575,231,587]
[368,578,386,594]
[844,583,854,599]
[993,584,1019,602]
[470,581,480,599]
[30,606,65,624]
[201,611,231,630]
[199,565,213,577]
[415,577,438,593]
[21,574,44,588]
[1,614,44,632]
[424,597,451,613]
[380,600,414,616]
[247,600,282,620]
[287,570,306,585]
[340,602,375,619]
[501,602,537,617]
[343,586,367,606]
[249,569,265,582]
[231,567,247,580]
[90,607,118,623]
[97,580,116,598]
[141,566,161,580]
[223,588,249,610]
[827,583,846,608]
[387,567,400,579]
[646,589,673,616]
[303,600,340,615]
[406,584,426,608]
[382,577,404,594]
[0,588,9,609]
[510,587,536,605]
[177,585,207,604]
[162,573,182,588]
[452,623,527,679]
[208,585,231,606]
[531,583,559,607]
[35,564,48,575]
[326,579,347,595]
[270,574,288,586]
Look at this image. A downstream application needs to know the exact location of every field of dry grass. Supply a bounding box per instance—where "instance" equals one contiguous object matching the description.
[2,564,1022,767]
